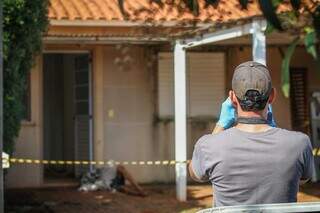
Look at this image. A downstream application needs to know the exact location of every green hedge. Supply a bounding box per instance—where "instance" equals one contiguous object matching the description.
[3,0,48,154]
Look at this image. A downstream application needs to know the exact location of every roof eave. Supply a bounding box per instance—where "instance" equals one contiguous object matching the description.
[43,35,171,44]
[50,19,213,28]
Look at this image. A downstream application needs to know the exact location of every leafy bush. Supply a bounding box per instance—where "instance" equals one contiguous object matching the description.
[3,0,48,154]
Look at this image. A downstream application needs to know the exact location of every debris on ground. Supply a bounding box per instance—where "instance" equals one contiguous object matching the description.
[78,166,117,192]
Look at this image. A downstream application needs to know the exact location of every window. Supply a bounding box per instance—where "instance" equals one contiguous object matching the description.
[22,73,31,121]
[290,68,309,134]
[157,52,226,119]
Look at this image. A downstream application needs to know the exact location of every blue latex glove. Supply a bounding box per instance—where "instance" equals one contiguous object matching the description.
[217,98,236,129]
[217,98,277,129]
[267,104,277,127]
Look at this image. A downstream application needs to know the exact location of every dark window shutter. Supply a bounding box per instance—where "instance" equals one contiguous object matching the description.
[22,73,31,121]
[290,68,309,134]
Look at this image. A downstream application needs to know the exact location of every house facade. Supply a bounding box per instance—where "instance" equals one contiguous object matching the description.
[6,0,320,188]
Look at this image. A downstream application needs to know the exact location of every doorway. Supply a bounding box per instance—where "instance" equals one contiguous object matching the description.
[43,53,93,183]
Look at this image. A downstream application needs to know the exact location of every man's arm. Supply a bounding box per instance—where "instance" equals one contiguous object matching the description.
[299,137,314,185]
[189,162,206,182]
[189,137,210,182]
[212,98,235,134]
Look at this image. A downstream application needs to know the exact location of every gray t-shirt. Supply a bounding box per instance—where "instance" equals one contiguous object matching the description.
[191,127,314,207]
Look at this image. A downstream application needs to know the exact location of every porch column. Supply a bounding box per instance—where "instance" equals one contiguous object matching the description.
[93,47,105,166]
[174,42,187,202]
[252,20,266,65]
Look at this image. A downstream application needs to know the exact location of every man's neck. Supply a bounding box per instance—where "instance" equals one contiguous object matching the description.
[238,111,267,119]
[234,123,272,133]
[235,110,271,133]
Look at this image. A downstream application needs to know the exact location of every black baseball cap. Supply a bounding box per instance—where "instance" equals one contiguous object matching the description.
[232,61,272,100]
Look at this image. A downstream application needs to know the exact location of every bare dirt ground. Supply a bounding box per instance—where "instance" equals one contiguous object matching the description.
[5,183,320,213]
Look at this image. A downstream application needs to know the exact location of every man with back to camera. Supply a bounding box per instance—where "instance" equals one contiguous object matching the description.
[189,61,314,207]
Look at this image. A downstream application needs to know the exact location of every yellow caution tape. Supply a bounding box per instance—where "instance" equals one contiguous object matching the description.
[4,158,190,166]
[3,148,320,166]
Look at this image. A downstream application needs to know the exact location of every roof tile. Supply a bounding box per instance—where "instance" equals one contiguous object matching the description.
[48,0,292,23]
[75,0,91,19]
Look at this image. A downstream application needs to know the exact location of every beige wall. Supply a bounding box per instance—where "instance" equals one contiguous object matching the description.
[101,45,157,182]
[6,56,43,188]
[8,42,320,187]
[99,45,216,183]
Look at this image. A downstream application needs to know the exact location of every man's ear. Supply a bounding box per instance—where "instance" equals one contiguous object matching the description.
[268,88,276,104]
[229,90,238,107]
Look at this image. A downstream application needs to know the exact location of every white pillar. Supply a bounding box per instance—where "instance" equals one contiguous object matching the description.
[174,42,187,202]
[252,21,266,65]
